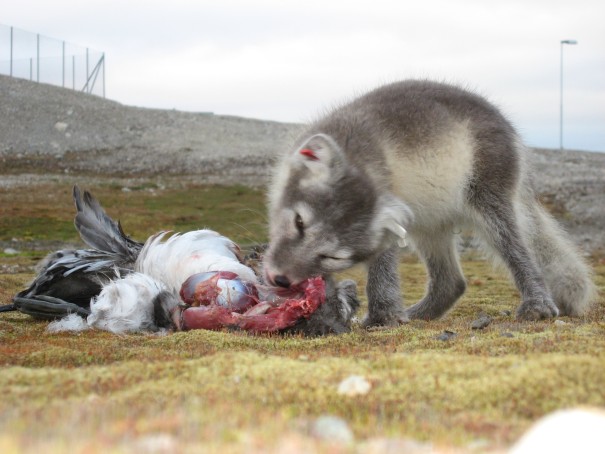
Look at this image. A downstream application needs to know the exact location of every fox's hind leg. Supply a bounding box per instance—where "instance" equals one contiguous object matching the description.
[470,193,559,320]
[405,227,467,320]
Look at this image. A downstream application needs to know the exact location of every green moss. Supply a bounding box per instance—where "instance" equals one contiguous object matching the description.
[0,182,267,245]
[1,350,603,450]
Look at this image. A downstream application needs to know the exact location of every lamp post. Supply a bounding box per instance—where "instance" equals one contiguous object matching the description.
[560,39,577,150]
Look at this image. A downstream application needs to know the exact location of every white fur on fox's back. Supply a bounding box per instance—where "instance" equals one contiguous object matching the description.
[383,120,476,229]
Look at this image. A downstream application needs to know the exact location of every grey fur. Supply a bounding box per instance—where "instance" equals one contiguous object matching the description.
[364,246,408,326]
[282,277,361,336]
[265,80,596,325]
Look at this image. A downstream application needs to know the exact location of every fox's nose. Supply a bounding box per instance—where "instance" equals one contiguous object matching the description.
[273,275,291,288]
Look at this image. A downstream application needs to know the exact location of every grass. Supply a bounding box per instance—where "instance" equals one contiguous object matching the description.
[0,182,267,246]
[0,180,604,453]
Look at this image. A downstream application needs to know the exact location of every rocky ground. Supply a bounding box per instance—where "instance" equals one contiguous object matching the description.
[1,74,603,252]
[0,74,303,185]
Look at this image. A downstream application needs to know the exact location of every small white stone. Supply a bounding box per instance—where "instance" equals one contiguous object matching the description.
[3,248,19,255]
[132,433,177,453]
[361,437,433,453]
[554,320,568,327]
[337,375,371,396]
[311,415,354,443]
[54,121,68,132]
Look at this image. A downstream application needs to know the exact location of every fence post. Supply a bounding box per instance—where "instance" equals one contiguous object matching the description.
[62,41,65,87]
[36,33,40,82]
[102,53,106,98]
[9,26,13,77]
[86,48,89,93]
[4,26,105,96]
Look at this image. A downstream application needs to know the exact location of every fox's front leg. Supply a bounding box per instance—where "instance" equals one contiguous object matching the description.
[363,246,408,327]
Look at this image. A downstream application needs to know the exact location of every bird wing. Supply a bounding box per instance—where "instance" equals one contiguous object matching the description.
[73,185,143,261]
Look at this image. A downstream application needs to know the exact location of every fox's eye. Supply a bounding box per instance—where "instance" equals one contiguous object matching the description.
[295,213,304,234]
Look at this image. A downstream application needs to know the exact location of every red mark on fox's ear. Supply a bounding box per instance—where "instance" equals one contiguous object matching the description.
[300,148,319,161]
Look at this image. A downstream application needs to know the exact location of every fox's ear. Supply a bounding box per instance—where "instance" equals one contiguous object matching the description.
[291,134,346,182]
[374,193,414,248]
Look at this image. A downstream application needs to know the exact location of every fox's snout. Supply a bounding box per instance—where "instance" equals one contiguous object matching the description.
[264,266,293,288]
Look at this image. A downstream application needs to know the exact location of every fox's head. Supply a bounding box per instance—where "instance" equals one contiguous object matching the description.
[264,133,413,288]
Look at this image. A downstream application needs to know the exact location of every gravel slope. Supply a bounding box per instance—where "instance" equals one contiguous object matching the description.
[1,74,603,252]
[0,75,303,184]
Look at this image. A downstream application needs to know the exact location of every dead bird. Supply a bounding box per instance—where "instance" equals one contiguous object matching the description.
[2,186,359,336]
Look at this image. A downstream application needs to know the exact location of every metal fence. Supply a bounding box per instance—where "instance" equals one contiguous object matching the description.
[0,24,105,97]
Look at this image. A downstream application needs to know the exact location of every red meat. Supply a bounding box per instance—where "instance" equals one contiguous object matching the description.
[177,276,326,333]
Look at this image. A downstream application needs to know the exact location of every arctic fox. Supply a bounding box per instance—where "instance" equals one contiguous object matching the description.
[264,80,595,326]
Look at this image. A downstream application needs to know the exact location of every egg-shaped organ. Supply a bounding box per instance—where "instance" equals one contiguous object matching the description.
[180,271,259,312]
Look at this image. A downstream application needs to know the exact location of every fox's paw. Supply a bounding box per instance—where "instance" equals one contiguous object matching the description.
[516,295,559,321]
[362,309,409,330]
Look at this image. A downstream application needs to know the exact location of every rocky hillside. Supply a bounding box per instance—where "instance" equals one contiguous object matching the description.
[0,75,303,184]
[1,74,603,252]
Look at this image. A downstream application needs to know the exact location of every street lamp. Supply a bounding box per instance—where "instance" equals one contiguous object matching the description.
[560,39,577,150]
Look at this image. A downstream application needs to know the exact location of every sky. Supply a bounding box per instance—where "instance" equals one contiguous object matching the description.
[3,0,605,152]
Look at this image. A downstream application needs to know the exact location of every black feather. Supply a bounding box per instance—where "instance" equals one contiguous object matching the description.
[13,295,91,320]
[73,185,143,261]
[15,249,123,305]
[10,187,146,320]
[152,290,181,330]
[0,303,16,313]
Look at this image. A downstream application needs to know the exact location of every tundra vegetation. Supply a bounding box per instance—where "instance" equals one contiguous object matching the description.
[1,180,603,453]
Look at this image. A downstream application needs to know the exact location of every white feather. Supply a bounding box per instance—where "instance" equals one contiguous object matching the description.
[87,272,166,333]
[47,313,89,333]
[135,230,257,290]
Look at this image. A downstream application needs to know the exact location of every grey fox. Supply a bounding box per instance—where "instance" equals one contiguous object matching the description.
[264,80,595,326]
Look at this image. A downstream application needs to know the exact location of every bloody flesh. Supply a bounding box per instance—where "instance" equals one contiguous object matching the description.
[178,276,326,333]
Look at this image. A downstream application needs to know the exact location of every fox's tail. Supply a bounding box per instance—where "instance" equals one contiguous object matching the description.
[521,200,596,316]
